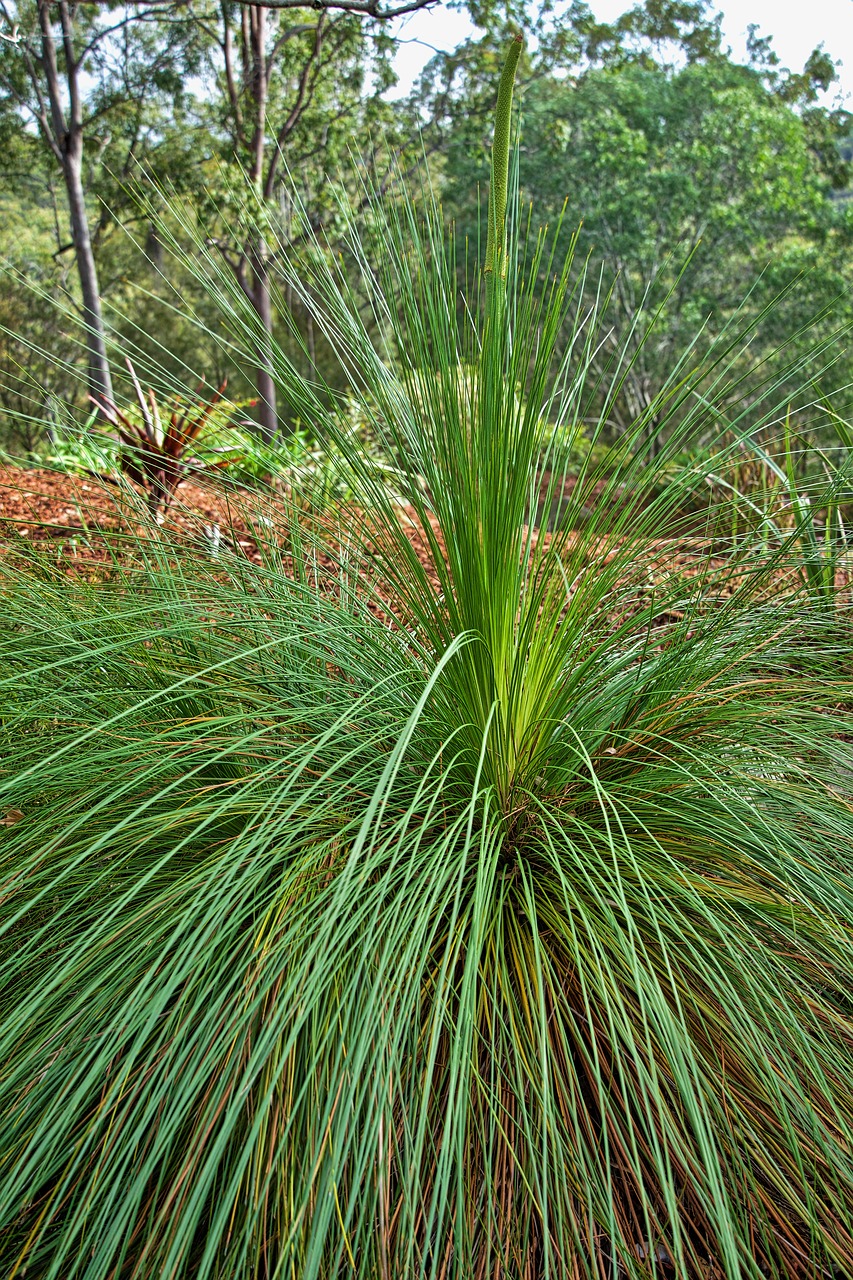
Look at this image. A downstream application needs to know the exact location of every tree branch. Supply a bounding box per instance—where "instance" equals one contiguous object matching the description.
[58,0,80,125]
[36,0,69,156]
[13,29,64,161]
[263,11,326,197]
[76,12,144,64]
[221,1,244,145]
[267,19,315,67]
[76,0,438,18]
[208,237,253,301]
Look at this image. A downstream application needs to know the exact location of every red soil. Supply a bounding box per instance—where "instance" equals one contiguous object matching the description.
[1,465,845,616]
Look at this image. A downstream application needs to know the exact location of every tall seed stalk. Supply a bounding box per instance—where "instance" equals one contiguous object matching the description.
[484,34,523,315]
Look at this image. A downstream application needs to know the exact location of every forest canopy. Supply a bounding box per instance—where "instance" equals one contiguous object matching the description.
[0,0,850,451]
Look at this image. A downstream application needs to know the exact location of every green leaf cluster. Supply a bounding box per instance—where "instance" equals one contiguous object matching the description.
[2,39,853,1279]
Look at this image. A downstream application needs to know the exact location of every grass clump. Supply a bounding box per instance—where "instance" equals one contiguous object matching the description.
[2,39,853,1280]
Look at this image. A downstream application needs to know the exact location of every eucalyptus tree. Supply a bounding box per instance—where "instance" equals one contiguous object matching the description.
[0,0,206,411]
[195,2,373,437]
[189,0,436,439]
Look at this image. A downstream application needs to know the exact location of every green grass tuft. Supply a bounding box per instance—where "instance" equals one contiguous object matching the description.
[1,39,853,1279]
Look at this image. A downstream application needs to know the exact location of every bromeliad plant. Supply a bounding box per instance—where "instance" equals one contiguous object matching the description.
[2,38,853,1280]
[97,358,244,516]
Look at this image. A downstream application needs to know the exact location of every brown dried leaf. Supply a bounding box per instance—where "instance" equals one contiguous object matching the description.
[2,808,24,826]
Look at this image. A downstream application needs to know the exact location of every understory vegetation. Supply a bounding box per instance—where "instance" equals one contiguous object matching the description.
[2,24,853,1280]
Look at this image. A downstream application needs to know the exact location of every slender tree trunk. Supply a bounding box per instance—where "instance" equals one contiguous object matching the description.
[64,149,113,410]
[33,0,113,414]
[221,3,329,440]
[242,7,279,439]
[249,236,278,442]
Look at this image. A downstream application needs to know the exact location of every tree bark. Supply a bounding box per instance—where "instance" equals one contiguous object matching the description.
[64,147,113,410]
[34,0,113,412]
[244,8,280,439]
[248,235,278,441]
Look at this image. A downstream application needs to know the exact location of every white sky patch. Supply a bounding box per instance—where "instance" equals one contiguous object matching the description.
[386,0,852,105]
[386,5,476,97]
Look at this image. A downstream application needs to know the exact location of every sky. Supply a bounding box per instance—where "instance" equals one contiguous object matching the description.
[387,0,853,104]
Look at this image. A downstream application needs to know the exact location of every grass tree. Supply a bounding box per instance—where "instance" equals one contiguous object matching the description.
[2,38,853,1280]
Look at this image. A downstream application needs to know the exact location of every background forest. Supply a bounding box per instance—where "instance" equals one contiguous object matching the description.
[1,0,851,458]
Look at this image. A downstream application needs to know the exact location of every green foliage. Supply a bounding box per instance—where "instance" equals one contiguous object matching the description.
[716,406,853,609]
[434,19,853,445]
[2,37,853,1280]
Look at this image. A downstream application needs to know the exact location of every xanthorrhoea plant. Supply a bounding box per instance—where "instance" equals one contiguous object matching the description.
[2,38,853,1280]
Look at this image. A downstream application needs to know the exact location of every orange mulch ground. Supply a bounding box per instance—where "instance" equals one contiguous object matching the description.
[0,466,453,632]
[1,465,847,620]
[0,464,263,559]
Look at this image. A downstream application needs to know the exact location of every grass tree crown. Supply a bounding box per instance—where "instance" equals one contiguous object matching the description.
[0,30,852,1280]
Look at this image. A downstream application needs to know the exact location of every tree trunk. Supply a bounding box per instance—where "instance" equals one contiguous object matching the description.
[64,151,113,410]
[34,0,113,415]
[244,8,279,440]
[249,236,278,441]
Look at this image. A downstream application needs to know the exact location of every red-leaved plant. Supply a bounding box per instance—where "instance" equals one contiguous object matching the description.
[94,358,247,516]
